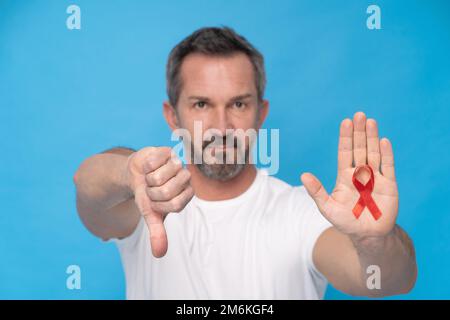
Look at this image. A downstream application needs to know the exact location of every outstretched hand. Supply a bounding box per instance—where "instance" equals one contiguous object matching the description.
[301,112,399,240]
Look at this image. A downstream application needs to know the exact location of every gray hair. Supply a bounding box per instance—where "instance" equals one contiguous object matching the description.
[166,26,266,107]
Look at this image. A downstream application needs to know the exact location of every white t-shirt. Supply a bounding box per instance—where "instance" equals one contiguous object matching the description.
[112,169,332,300]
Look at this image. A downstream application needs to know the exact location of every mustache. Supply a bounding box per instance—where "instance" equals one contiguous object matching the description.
[202,135,239,150]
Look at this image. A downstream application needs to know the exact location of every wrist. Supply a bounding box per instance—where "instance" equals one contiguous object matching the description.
[350,226,397,256]
[120,152,135,199]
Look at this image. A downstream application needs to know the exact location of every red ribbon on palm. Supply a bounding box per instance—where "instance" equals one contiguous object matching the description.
[352,165,382,220]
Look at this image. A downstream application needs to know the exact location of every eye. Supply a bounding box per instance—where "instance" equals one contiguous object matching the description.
[233,101,245,109]
[194,101,207,109]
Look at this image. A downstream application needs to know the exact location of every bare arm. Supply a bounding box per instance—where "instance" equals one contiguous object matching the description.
[301,112,417,297]
[313,225,417,297]
[73,146,194,257]
[74,147,140,240]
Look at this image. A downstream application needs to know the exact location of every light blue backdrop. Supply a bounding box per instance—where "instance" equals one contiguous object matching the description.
[1,0,449,299]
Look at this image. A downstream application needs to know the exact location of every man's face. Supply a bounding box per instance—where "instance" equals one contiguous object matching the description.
[174,52,265,181]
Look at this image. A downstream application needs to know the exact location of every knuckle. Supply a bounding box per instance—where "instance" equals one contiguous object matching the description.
[183,168,191,178]
[161,146,172,153]
[159,186,171,199]
[187,186,194,198]
[173,158,183,170]
[145,187,152,198]
[140,147,157,160]
[180,169,191,181]
[147,187,160,201]
[145,172,152,185]
[150,173,163,186]
[171,198,182,212]
[150,201,162,213]
[183,190,194,204]
[158,146,172,158]
[145,146,157,154]
[144,158,156,172]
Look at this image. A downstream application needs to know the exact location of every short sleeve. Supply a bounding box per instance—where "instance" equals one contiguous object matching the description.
[294,186,333,278]
[105,216,146,251]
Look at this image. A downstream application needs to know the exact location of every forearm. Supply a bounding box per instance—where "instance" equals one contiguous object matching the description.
[73,147,141,239]
[74,150,133,212]
[350,225,417,297]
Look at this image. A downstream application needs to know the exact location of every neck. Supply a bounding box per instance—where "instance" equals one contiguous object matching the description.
[187,164,257,201]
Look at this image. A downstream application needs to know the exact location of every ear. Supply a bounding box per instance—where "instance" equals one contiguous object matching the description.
[163,101,180,131]
[256,99,269,129]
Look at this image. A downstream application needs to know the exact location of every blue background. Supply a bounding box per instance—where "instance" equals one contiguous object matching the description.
[1,0,449,299]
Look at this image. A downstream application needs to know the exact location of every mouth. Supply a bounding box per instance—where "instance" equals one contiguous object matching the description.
[214,145,235,150]
[207,145,237,158]
[203,135,238,149]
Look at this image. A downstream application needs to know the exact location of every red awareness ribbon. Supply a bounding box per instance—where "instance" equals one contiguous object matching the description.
[352,165,382,220]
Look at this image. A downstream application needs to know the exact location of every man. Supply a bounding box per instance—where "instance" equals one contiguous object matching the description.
[74,27,417,299]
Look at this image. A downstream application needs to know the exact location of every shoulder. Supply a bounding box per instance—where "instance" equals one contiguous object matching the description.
[111,216,148,252]
[262,172,331,233]
[263,172,316,212]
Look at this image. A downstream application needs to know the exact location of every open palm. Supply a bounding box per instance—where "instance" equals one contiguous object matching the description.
[301,112,399,239]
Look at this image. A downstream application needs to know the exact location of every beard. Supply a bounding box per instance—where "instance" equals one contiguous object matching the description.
[196,161,246,181]
[190,134,251,181]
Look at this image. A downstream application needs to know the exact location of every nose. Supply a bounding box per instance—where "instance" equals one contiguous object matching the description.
[212,106,233,136]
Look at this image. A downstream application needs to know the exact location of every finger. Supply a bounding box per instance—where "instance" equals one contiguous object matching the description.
[338,119,353,171]
[142,147,173,173]
[147,169,191,201]
[146,157,183,187]
[353,112,367,166]
[300,173,330,215]
[135,184,168,257]
[134,184,154,217]
[366,118,381,172]
[143,210,168,258]
[151,185,195,214]
[380,137,396,181]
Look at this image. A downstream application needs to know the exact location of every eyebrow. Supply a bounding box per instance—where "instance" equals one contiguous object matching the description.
[188,93,253,102]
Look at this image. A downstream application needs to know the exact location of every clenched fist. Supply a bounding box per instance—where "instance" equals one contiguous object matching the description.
[125,147,194,257]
